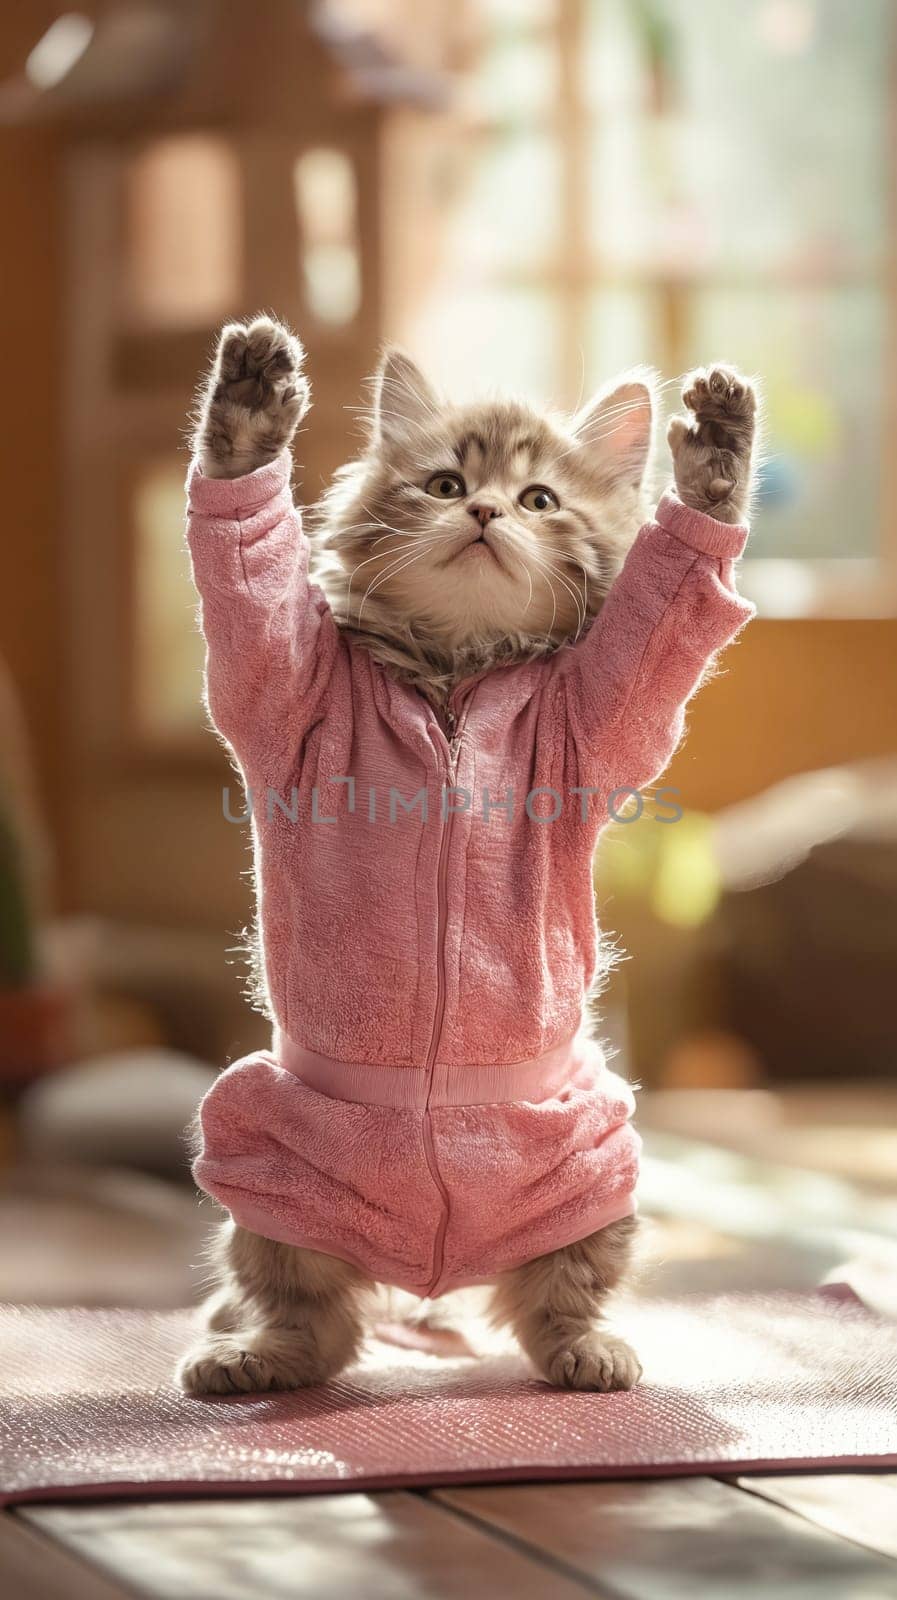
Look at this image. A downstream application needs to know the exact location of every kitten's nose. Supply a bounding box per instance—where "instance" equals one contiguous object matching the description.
[468,501,502,527]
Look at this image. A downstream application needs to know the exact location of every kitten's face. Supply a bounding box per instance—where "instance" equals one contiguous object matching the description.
[321,352,655,654]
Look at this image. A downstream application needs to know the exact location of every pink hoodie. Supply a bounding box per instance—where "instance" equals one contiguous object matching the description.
[187,450,753,1296]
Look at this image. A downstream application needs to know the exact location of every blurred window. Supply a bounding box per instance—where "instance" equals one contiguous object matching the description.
[403,0,894,579]
[294,148,361,324]
[125,135,240,327]
[132,460,206,737]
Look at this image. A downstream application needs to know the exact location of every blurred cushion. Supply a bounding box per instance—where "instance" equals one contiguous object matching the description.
[19,1049,216,1175]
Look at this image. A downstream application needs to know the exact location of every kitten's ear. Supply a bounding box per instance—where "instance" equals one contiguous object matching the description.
[371,347,439,448]
[571,368,656,487]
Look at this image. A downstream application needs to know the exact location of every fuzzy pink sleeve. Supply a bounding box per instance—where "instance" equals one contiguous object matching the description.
[186,449,339,785]
[560,490,755,795]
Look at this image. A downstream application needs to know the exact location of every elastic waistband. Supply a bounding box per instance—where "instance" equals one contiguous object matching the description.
[272,1028,603,1109]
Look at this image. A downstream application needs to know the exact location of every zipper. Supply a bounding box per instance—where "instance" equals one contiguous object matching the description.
[421,684,475,1296]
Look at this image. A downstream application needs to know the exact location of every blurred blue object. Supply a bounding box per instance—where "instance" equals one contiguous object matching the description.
[754,453,801,510]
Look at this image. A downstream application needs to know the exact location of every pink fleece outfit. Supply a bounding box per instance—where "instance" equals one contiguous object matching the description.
[186,450,753,1296]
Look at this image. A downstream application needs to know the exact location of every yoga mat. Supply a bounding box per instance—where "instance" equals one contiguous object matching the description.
[1,1287,895,1505]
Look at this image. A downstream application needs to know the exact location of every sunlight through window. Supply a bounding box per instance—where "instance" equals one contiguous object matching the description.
[294,148,361,325]
[125,136,240,327]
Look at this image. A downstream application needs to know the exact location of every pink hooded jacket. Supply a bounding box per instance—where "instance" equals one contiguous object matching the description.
[187,450,753,1296]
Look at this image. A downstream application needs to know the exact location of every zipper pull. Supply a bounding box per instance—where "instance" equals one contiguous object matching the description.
[449,729,463,779]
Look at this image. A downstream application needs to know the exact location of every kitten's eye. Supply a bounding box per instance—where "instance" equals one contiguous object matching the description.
[519,484,559,513]
[425,471,466,500]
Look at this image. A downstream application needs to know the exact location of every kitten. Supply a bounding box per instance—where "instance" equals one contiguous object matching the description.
[177,317,756,1396]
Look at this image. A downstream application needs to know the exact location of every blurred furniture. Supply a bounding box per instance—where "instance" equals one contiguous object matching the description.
[600,759,897,1088]
[19,1047,216,1180]
[715,762,897,1082]
[46,914,270,1066]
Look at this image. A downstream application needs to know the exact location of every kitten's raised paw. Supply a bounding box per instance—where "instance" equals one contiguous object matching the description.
[197,315,310,480]
[541,1332,642,1392]
[668,362,758,524]
[216,317,304,406]
[682,364,756,427]
[176,1327,332,1395]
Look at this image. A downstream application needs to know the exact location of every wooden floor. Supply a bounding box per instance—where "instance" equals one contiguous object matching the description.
[4,1476,897,1600]
[2,1085,896,1599]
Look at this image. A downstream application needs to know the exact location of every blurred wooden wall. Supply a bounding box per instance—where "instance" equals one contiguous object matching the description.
[668,619,897,813]
[0,7,67,900]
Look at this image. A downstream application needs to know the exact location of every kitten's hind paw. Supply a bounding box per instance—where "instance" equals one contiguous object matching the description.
[176,1326,338,1395]
[541,1332,642,1392]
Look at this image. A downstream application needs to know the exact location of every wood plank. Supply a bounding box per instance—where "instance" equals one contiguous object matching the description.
[733,1474,897,1561]
[434,1478,897,1599]
[25,1493,595,1600]
[0,1512,134,1600]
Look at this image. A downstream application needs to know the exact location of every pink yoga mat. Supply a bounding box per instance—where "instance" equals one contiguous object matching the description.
[1,1287,895,1504]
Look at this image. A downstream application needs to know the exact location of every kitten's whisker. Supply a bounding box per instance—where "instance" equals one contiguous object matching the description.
[345,395,442,437]
[573,347,586,418]
[554,376,681,463]
[537,535,599,595]
[498,527,582,632]
[344,532,461,602]
[377,374,443,425]
[358,546,433,622]
[337,521,395,538]
[359,499,400,530]
[504,526,586,609]
[370,528,464,551]
[538,567,559,635]
[525,549,587,630]
[345,545,406,590]
[521,563,535,618]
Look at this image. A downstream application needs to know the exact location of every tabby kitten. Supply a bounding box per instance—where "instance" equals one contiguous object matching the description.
[177,317,756,1398]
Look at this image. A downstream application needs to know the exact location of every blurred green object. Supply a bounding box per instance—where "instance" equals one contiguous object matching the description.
[597,811,721,931]
[631,0,677,72]
[594,810,730,1089]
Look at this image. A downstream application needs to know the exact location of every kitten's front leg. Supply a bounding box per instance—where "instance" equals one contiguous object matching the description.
[194,315,310,480]
[667,364,758,524]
